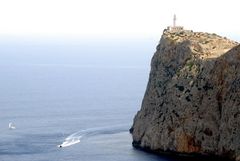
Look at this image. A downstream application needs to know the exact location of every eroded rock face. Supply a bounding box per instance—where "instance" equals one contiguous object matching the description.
[131,30,240,160]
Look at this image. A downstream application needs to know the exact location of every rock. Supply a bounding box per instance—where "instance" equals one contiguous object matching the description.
[131,29,240,160]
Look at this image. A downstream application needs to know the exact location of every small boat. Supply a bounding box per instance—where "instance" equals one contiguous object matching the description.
[9,122,16,130]
[58,138,80,148]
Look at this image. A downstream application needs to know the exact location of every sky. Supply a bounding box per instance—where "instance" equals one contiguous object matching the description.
[0,0,239,40]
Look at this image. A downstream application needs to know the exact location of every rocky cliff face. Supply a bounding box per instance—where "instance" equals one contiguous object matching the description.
[131,30,240,160]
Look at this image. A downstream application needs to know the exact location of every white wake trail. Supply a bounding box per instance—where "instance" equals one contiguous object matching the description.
[58,124,129,148]
[58,133,83,148]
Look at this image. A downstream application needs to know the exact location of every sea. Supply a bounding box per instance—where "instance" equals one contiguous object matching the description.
[0,37,180,161]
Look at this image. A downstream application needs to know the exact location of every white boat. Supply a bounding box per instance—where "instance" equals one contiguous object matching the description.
[8,122,16,130]
[58,138,80,148]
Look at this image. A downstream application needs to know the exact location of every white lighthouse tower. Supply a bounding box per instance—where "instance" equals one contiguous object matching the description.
[173,14,176,27]
[167,14,184,32]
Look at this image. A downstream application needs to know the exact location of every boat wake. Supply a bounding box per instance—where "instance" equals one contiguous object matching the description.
[58,124,129,148]
[58,138,80,148]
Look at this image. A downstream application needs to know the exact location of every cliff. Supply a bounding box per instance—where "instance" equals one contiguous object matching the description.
[131,29,240,160]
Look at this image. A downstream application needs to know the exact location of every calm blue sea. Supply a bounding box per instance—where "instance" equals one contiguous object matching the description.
[0,38,178,161]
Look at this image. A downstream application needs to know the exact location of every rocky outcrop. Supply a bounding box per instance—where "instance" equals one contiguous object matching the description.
[131,29,240,160]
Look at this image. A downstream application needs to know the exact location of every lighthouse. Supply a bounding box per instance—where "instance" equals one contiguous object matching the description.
[173,14,176,27]
[167,14,184,32]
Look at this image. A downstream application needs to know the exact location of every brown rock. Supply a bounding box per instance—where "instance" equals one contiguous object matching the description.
[131,29,240,160]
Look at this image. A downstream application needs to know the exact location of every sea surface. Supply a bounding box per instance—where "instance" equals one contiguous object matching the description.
[0,38,181,161]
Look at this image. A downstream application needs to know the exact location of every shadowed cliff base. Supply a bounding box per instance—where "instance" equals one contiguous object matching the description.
[131,29,240,161]
[132,140,233,161]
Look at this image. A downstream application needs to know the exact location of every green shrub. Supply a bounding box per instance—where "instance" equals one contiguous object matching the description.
[187,61,194,71]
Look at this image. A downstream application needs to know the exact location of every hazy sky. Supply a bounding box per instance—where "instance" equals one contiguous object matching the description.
[0,0,239,39]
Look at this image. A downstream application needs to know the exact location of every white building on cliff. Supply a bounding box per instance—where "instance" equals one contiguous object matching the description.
[167,14,184,32]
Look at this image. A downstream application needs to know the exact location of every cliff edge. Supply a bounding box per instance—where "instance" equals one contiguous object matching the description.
[131,29,240,160]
